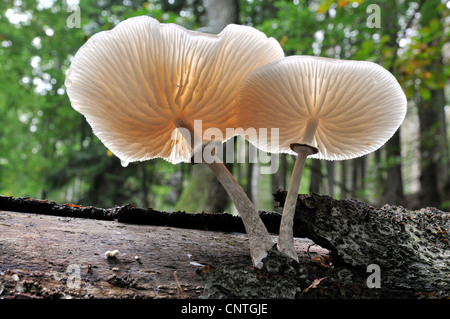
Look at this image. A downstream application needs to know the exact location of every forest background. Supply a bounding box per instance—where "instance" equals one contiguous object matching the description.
[1,0,449,215]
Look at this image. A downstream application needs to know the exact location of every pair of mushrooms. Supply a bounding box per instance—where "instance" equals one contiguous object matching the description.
[65,16,407,267]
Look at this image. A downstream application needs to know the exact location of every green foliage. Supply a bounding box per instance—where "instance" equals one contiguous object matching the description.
[0,0,195,207]
[1,0,449,210]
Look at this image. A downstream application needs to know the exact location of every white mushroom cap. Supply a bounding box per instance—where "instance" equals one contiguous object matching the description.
[235,56,407,160]
[65,16,284,164]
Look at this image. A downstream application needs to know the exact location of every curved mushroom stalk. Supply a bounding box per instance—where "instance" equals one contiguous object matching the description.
[207,161,274,268]
[278,119,319,260]
[277,144,316,261]
[186,126,273,268]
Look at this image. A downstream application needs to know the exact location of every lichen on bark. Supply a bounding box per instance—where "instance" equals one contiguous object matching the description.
[291,193,450,295]
[201,192,450,298]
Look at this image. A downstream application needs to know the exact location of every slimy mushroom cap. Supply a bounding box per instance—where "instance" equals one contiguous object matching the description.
[235,56,407,160]
[65,16,284,164]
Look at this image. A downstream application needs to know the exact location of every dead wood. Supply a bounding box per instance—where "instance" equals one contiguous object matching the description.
[275,191,450,298]
[0,209,251,299]
[0,193,449,299]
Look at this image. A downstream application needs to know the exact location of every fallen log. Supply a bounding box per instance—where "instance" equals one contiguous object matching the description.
[0,195,281,234]
[0,209,252,299]
[0,192,449,299]
[0,196,326,299]
[199,191,450,299]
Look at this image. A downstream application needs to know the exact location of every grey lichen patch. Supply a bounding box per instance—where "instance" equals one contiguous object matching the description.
[198,245,326,299]
[295,194,450,294]
[201,193,450,299]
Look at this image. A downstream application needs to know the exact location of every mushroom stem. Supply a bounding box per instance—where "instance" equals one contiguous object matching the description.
[277,117,319,261]
[206,161,274,268]
[179,123,274,268]
[277,145,315,261]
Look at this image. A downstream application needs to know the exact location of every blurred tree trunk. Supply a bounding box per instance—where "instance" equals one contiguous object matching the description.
[382,132,405,205]
[416,0,448,209]
[417,90,444,208]
[351,157,366,199]
[205,0,239,33]
[271,154,287,210]
[176,164,212,213]
[250,162,260,206]
[340,161,348,199]
[326,162,335,197]
[309,159,321,194]
[139,162,150,208]
[380,0,405,206]
[245,157,254,200]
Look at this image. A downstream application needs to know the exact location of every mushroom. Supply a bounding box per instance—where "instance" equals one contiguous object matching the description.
[235,56,407,261]
[65,16,284,268]
[105,250,120,258]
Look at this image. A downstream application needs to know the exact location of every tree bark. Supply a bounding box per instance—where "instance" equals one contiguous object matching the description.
[204,191,449,299]
[1,194,449,299]
[0,210,247,299]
